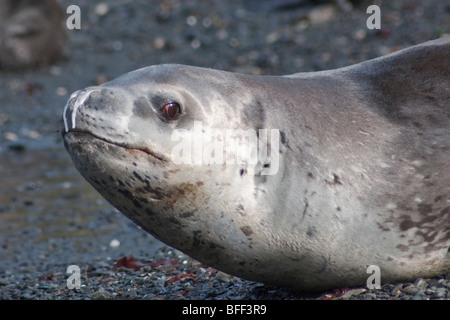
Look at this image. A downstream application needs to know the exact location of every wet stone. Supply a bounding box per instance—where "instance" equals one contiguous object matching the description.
[91,289,109,300]
[414,278,428,289]
[402,284,420,295]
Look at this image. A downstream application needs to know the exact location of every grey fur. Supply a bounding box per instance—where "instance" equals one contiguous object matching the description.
[62,37,450,290]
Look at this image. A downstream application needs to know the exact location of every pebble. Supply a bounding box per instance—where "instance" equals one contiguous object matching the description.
[91,289,108,300]
[308,5,336,24]
[216,271,233,283]
[0,279,10,286]
[434,288,447,298]
[4,132,18,141]
[340,288,366,299]
[403,284,420,295]
[109,239,120,248]
[414,278,428,289]
[412,291,428,300]
[95,3,110,16]
[390,284,403,296]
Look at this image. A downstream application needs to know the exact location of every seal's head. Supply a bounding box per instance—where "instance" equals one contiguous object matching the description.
[62,64,288,286]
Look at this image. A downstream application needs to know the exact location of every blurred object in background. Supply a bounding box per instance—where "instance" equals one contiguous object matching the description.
[0,0,67,70]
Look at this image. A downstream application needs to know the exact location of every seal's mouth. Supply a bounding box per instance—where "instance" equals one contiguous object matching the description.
[62,129,169,163]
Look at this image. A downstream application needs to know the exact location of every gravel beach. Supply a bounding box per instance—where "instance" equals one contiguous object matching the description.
[0,0,449,301]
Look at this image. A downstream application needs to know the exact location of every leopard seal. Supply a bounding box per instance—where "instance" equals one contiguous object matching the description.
[61,37,450,291]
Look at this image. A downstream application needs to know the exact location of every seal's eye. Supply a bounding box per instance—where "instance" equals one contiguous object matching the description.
[162,102,181,120]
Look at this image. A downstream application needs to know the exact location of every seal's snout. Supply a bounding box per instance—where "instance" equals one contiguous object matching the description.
[62,86,136,145]
[62,88,98,133]
[62,86,128,134]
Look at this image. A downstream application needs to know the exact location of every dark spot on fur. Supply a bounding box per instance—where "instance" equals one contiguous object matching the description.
[241,99,266,129]
[399,219,415,231]
[254,174,267,185]
[137,196,149,204]
[397,244,409,252]
[132,199,143,209]
[280,131,286,145]
[133,97,152,119]
[302,198,309,219]
[377,222,390,232]
[237,204,246,216]
[240,226,253,237]
[417,203,432,215]
[192,230,202,247]
[168,216,181,226]
[118,188,133,201]
[332,174,342,185]
[325,173,342,185]
[240,169,247,177]
[208,242,225,250]
[149,187,166,200]
[417,230,439,246]
[306,226,316,237]
[181,211,194,218]
[133,171,147,183]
